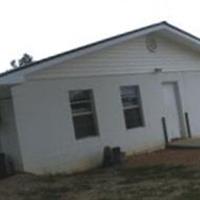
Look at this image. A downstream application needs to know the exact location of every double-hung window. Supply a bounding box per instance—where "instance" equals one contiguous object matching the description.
[69,89,98,139]
[120,85,144,129]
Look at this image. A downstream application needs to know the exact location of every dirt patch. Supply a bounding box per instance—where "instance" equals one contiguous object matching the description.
[127,149,200,166]
[1,149,200,200]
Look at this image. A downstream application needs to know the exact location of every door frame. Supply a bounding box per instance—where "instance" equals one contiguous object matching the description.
[162,81,185,140]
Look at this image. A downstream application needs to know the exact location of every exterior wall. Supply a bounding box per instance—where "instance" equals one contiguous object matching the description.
[11,70,200,174]
[12,73,164,174]
[181,72,200,136]
[0,99,23,170]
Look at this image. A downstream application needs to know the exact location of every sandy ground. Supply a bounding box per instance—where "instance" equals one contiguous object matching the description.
[127,148,200,166]
[1,149,200,200]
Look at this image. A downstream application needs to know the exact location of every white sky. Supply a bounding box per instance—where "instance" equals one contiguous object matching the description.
[0,0,200,72]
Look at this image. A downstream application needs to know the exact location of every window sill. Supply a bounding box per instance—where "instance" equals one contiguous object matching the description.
[126,125,145,132]
[75,134,100,141]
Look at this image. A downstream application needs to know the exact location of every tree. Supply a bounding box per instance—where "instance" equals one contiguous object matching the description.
[10,60,18,69]
[10,53,33,68]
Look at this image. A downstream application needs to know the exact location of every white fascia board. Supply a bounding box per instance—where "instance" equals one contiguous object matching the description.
[162,26,200,51]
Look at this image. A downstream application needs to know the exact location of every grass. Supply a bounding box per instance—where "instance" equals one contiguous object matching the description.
[3,162,200,199]
[120,165,199,181]
[117,165,200,199]
[25,165,200,199]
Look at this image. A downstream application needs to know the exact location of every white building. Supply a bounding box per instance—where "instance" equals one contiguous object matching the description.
[0,21,200,174]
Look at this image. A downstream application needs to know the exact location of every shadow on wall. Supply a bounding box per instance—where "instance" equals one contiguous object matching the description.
[0,153,15,179]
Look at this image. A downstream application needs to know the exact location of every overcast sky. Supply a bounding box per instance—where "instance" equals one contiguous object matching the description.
[0,0,199,72]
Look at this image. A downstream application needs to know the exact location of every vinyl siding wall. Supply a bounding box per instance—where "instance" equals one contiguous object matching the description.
[11,71,200,174]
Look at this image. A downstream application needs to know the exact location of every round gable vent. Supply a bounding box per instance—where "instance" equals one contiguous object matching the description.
[145,36,157,53]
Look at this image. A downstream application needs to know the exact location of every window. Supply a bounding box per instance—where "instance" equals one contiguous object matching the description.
[69,89,98,139]
[120,85,144,129]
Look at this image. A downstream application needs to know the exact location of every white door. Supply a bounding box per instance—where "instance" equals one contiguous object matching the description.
[162,83,181,141]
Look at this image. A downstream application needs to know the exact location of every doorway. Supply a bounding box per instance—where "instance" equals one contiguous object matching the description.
[162,82,183,141]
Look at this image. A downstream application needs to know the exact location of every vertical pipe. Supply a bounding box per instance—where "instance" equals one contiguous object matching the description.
[185,112,192,138]
[161,117,168,145]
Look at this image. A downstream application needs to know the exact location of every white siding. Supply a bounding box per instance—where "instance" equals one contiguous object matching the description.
[181,72,200,136]
[30,35,200,79]
[11,70,200,174]
[0,99,23,170]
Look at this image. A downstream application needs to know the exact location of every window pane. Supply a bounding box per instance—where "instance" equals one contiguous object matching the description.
[70,90,91,102]
[71,102,92,114]
[122,97,139,107]
[69,89,98,139]
[73,114,97,139]
[124,108,143,129]
[121,86,138,97]
[121,86,139,107]
[120,85,144,129]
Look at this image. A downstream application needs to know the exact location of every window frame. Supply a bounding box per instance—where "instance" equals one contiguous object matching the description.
[69,89,99,140]
[120,85,145,129]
